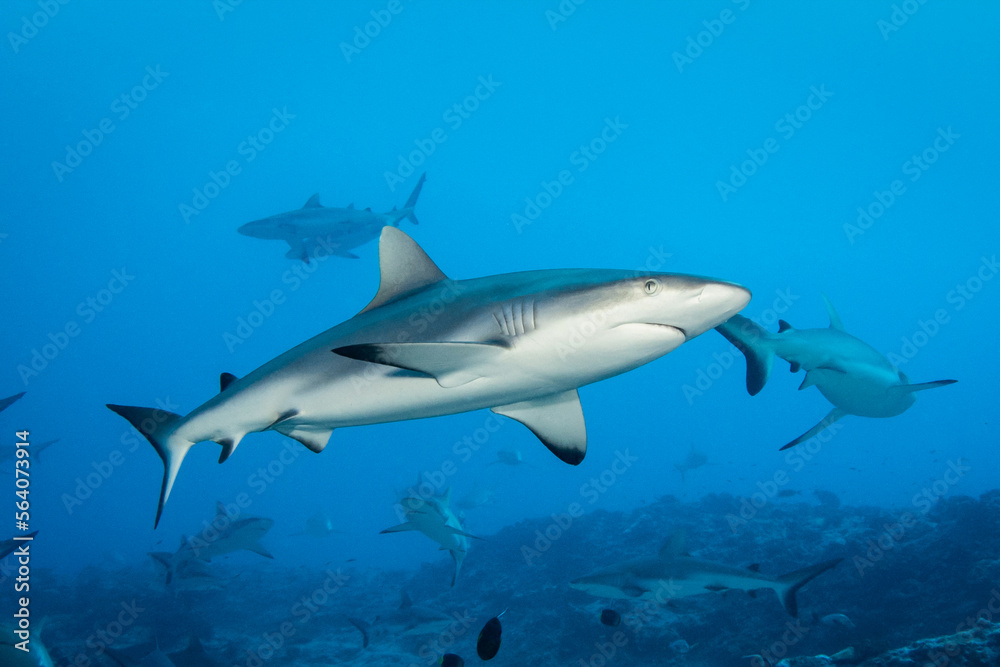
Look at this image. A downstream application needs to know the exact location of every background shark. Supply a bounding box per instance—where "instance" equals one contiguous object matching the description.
[238,173,426,262]
[0,392,25,414]
[570,532,842,616]
[381,487,479,587]
[716,296,956,449]
[107,227,750,527]
[347,591,456,648]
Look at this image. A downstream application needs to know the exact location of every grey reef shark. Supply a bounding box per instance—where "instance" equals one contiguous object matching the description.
[108,227,751,527]
[716,296,956,449]
[237,173,426,262]
[348,591,457,648]
[381,487,479,587]
[570,531,842,617]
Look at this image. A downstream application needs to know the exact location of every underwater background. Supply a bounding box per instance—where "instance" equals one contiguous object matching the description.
[2,1,998,665]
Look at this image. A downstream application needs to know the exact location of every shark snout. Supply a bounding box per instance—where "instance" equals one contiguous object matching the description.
[668,280,751,340]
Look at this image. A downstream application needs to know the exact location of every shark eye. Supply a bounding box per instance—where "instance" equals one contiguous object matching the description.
[643,279,659,295]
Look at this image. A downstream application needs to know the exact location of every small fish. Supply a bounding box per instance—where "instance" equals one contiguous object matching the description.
[440,654,464,667]
[819,612,855,629]
[599,609,621,627]
[776,489,800,498]
[477,609,506,660]
[669,639,692,653]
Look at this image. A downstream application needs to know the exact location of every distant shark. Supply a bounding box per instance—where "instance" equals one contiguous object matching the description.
[238,173,426,262]
[570,532,842,616]
[291,510,342,538]
[0,531,37,560]
[108,227,750,527]
[348,591,456,647]
[0,392,25,414]
[148,550,226,593]
[0,623,54,667]
[716,296,956,449]
[673,445,708,481]
[381,487,479,587]
[0,439,59,465]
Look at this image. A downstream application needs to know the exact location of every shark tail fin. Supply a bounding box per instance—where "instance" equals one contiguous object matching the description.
[106,404,188,529]
[347,617,371,648]
[401,172,426,225]
[715,315,776,396]
[775,557,843,616]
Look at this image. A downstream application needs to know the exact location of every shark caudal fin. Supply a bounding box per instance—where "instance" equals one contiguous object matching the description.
[775,557,842,616]
[715,314,776,396]
[400,172,426,225]
[106,404,188,528]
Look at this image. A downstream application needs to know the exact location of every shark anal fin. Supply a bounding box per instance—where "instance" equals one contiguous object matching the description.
[492,390,587,465]
[334,341,504,388]
[273,424,333,453]
[359,227,448,314]
[780,407,846,450]
[220,372,238,391]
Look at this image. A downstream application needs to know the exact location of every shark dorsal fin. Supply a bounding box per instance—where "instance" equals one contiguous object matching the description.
[822,294,845,331]
[220,372,238,392]
[399,591,413,609]
[364,207,372,212]
[440,487,452,505]
[348,202,354,209]
[303,194,322,208]
[359,228,448,314]
[778,320,793,333]
[660,530,686,557]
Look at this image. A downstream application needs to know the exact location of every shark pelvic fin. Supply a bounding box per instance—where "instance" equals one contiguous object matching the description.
[246,542,274,559]
[716,315,775,396]
[334,341,504,388]
[401,172,426,225]
[220,372,238,391]
[106,404,187,528]
[780,407,846,450]
[359,227,447,314]
[492,389,587,465]
[303,193,322,208]
[891,379,958,394]
[822,294,845,331]
[216,437,242,463]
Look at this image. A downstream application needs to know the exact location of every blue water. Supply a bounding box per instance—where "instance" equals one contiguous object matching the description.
[2,1,998,664]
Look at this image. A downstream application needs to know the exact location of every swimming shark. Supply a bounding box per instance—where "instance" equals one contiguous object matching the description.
[0,439,59,465]
[381,487,479,587]
[107,227,751,527]
[569,532,842,616]
[348,591,457,648]
[0,623,54,667]
[0,392,25,414]
[673,445,708,481]
[237,173,426,262]
[291,510,342,538]
[716,296,957,449]
[149,549,227,593]
[1,531,37,561]
[180,503,274,561]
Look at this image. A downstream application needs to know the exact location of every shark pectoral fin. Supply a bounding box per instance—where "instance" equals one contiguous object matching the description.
[891,379,958,394]
[303,193,322,208]
[780,407,846,451]
[284,238,309,263]
[333,342,504,388]
[443,525,483,540]
[220,372,238,391]
[106,404,186,528]
[273,424,333,453]
[247,542,274,559]
[380,522,417,534]
[492,390,587,465]
[704,585,728,592]
[359,227,448,313]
